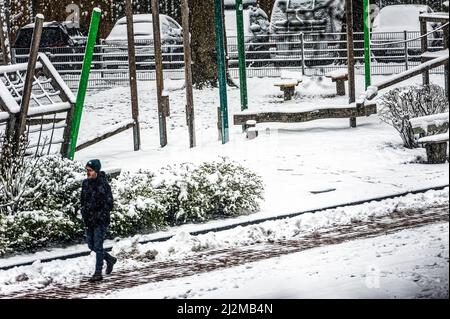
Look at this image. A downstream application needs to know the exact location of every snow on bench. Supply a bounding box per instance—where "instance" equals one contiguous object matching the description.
[326,69,348,79]
[410,112,449,134]
[274,70,303,101]
[233,101,377,125]
[325,69,348,96]
[417,132,449,144]
[409,112,449,164]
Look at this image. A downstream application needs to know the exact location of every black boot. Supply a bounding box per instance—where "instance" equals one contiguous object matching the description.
[88,272,103,282]
[105,257,117,275]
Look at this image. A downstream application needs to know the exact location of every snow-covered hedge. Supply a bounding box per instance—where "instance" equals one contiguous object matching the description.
[0,156,264,255]
[109,170,167,237]
[155,159,264,224]
[0,210,81,256]
[25,156,86,216]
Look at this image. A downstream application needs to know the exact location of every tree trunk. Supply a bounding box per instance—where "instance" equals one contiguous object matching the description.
[189,0,218,88]
[258,0,275,18]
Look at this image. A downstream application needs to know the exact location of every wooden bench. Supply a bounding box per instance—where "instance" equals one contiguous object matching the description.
[233,101,378,137]
[410,112,449,164]
[326,70,348,96]
[274,71,303,101]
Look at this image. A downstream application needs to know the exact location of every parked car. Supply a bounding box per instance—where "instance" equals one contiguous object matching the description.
[14,21,78,48]
[102,14,183,69]
[269,0,345,66]
[223,0,272,66]
[371,5,442,62]
[13,21,84,70]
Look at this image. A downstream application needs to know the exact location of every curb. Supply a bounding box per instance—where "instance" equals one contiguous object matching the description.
[1,184,448,271]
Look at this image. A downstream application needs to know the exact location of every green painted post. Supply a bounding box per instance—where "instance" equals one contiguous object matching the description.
[214,0,229,144]
[68,8,101,160]
[236,0,248,111]
[363,0,372,89]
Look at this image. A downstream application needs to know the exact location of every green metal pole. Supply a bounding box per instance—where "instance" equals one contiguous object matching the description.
[236,0,248,111]
[214,0,229,144]
[68,8,101,160]
[363,0,372,89]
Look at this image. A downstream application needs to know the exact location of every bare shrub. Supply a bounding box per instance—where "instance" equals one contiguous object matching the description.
[378,84,448,148]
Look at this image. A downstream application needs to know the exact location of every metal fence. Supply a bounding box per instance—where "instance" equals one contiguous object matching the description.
[11,30,446,91]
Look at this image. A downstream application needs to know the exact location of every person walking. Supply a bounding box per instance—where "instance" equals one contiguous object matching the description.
[81,159,117,282]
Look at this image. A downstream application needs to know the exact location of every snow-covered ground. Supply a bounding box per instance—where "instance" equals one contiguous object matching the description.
[1,73,448,269]
[91,222,449,299]
[1,71,448,298]
[76,73,448,216]
[0,187,447,297]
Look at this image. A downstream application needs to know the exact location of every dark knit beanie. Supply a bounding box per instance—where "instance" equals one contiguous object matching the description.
[86,159,101,173]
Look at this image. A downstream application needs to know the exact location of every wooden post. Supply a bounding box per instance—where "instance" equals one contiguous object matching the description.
[13,14,43,151]
[443,23,449,97]
[425,143,448,164]
[419,18,429,86]
[181,0,196,148]
[0,0,11,65]
[151,0,168,148]
[125,0,141,151]
[346,0,356,128]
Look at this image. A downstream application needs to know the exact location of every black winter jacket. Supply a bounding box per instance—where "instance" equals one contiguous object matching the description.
[80,171,113,228]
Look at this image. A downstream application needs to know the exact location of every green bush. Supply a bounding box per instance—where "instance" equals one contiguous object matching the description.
[0,210,82,254]
[155,159,264,224]
[109,171,167,237]
[0,156,264,255]
[26,156,86,216]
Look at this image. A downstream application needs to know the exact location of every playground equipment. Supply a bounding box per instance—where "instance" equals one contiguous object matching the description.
[0,52,76,157]
[68,6,142,160]
[233,0,370,130]
[214,0,230,144]
[0,9,142,160]
[358,12,449,105]
[0,14,75,158]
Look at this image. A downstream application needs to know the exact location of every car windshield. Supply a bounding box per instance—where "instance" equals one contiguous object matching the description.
[15,27,64,47]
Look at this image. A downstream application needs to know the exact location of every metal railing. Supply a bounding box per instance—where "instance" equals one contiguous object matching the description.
[10,30,446,91]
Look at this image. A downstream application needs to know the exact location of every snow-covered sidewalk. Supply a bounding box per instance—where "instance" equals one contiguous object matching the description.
[95,222,448,299]
[0,188,447,298]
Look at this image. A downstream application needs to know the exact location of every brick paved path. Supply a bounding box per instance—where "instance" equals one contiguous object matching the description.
[2,204,448,299]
